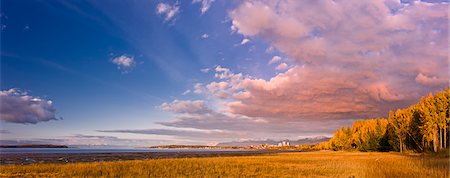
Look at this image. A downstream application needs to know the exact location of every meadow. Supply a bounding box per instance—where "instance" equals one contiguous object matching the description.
[1,151,448,178]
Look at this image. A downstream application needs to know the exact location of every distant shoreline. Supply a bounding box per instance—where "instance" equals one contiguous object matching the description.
[0,149,295,165]
[148,145,245,149]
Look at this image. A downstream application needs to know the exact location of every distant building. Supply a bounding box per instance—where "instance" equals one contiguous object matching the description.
[278,139,290,147]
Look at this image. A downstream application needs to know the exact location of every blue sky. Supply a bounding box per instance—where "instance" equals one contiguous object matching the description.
[0,0,448,146]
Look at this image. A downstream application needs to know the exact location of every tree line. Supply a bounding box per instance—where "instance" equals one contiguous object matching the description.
[315,89,449,153]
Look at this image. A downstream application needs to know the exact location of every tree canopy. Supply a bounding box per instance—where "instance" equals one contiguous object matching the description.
[322,89,449,153]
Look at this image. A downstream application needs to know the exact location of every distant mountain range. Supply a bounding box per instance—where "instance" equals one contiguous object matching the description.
[216,136,330,147]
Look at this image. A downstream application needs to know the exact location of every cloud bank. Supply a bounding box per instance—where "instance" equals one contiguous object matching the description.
[97,128,242,141]
[0,89,60,124]
[0,134,177,147]
[224,0,448,122]
[0,130,10,134]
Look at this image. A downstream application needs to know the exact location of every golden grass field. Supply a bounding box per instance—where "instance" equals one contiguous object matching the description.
[0,151,448,178]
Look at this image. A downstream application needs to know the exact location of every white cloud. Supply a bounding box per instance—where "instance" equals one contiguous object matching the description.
[268,55,282,64]
[240,38,250,45]
[200,68,210,73]
[192,0,215,14]
[182,90,191,95]
[215,65,230,73]
[111,55,135,73]
[156,2,180,22]
[0,89,60,124]
[201,33,209,39]
[193,83,204,94]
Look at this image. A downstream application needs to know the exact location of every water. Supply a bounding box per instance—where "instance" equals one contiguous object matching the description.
[0,147,252,154]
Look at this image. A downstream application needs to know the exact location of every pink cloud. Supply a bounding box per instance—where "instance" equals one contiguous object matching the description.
[230,0,448,66]
[223,0,448,120]
[156,0,448,140]
[206,81,228,93]
[415,73,448,86]
[160,100,212,114]
[275,63,288,70]
[209,66,386,120]
[268,56,282,64]
[157,98,353,139]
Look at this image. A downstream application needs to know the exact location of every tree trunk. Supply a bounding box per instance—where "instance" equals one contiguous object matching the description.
[444,128,447,148]
[399,138,403,153]
[422,136,426,151]
[444,127,447,149]
[439,128,444,149]
[433,130,438,152]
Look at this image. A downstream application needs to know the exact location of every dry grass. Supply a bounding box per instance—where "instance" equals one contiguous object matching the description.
[1,151,448,178]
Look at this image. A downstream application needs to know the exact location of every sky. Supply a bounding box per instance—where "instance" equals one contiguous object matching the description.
[0,0,448,146]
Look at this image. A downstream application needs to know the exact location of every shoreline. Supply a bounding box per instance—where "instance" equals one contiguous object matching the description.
[0,150,297,165]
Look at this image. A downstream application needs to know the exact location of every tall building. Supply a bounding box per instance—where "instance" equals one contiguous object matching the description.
[278,140,290,147]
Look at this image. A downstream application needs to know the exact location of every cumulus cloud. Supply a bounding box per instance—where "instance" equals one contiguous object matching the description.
[0,89,60,124]
[193,83,204,94]
[111,55,135,73]
[229,0,448,66]
[205,81,230,99]
[206,81,228,93]
[202,66,388,120]
[268,55,282,64]
[275,63,288,70]
[193,0,215,14]
[225,0,448,119]
[156,2,180,22]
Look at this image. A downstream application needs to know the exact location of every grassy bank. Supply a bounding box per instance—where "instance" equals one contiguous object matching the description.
[1,151,448,177]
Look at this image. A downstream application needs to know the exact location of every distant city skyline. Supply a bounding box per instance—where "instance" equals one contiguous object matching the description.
[1,0,448,146]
